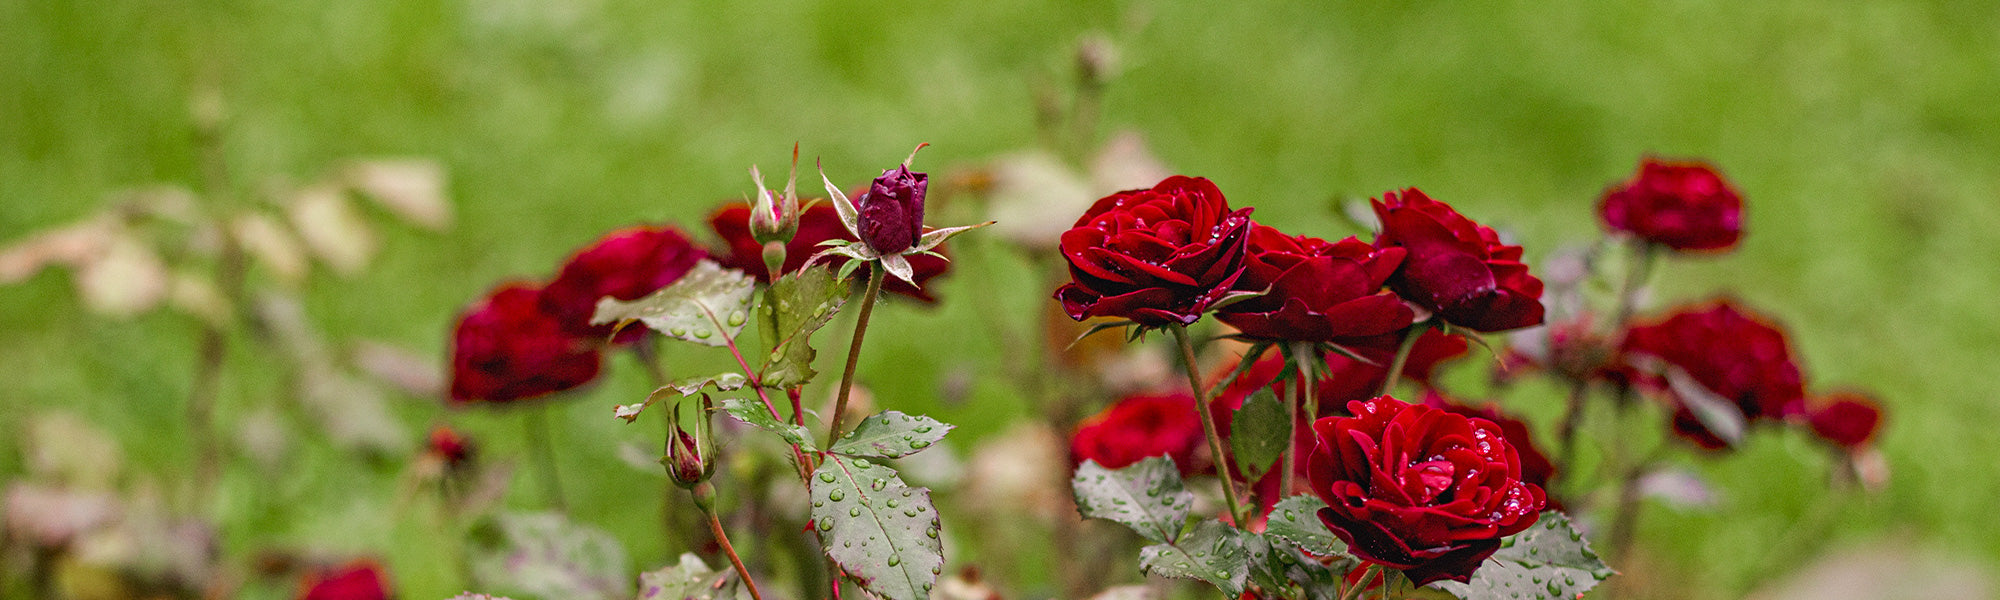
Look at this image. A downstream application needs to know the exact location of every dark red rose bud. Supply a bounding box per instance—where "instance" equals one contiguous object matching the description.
[1216,225,1414,344]
[1056,176,1255,326]
[448,283,602,405]
[709,202,951,302]
[1599,158,1744,252]
[298,560,391,600]
[1071,392,1208,476]
[1419,391,1555,496]
[539,226,707,342]
[426,426,475,470]
[1620,301,1806,447]
[1309,396,1545,586]
[858,165,929,254]
[1371,189,1544,332]
[1806,392,1882,450]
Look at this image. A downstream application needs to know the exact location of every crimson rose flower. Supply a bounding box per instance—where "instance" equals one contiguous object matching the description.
[1371,189,1544,332]
[1216,225,1413,344]
[1071,392,1208,475]
[298,560,391,600]
[1419,391,1555,495]
[1599,158,1743,252]
[539,226,706,341]
[1805,392,1882,450]
[709,202,950,302]
[448,283,602,405]
[1309,396,1545,585]
[1056,176,1254,326]
[1621,301,1805,448]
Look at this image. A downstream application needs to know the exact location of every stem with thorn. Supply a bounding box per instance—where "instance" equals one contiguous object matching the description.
[1377,321,1430,397]
[826,261,885,446]
[692,483,766,600]
[524,405,565,512]
[1168,324,1245,525]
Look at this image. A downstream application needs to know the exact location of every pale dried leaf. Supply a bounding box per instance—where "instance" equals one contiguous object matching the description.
[75,233,169,318]
[168,271,232,328]
[984,152,1093,248]
[24,412,124,490]
[231,212,310,284]
[964,423,1067,519]
[1087,585,1159,600]
[343,159,452,231]
[0,216,115,284]
[288,185,378,276]
[3,483,121,548]
[350,340,445,398]
[1089,131,1171,194]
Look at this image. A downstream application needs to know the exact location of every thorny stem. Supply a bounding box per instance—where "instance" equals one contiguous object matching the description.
[706,306,814,481]
[695,484,767,600]
[1338,564,1382,600]
[1552,378,1592,492]
[826,261,885,447]
[1284,343,1320,500]
[1377,321,1430,398]
[524,405,565,512]
[1169,324,1245,525]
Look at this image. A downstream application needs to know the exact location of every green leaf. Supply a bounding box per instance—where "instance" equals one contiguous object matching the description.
[615,373,747,422]
[828,411,953,458]
[1070,457,1193,544]
[1137,519,1249,596]
[716,398,817,452]
[636,553,755,600]
[591,260,756,348]
[1230,386,1290,482]
[809,455,943,600]
[468,512,631,600]
[1430,512,1614,600]
[759,265,849,388]
[1264,495,1347,556]
[1244,533,1356,600]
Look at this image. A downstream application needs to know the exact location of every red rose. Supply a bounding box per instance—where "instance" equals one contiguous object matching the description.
[857,164,928,255]
[1621,301,1805,448]
[1599,158,1743,252]
[447,283,602,405]
[1071,392,1208,475]
[1056,176,1255,326]
[1805,392,1882,450]
[426,426,474,469]
[1419,391,1554,494]
[298,560,391,600]
[708,202,950,302]
[1216,225,1413,344]
[1371,189,1544,332]
[539,226,707,341]
[1308,396,1545,585]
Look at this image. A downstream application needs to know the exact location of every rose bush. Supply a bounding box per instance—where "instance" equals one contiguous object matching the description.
[1599,158,1744,252]
[1055,176,1254,326]
[1215,224,1412,345]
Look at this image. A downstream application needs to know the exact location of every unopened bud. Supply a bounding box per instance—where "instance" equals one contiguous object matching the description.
[857,145,930,255]
[663,400,716,489]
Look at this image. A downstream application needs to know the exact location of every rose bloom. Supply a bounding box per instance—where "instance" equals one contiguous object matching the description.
[1621,301,1805,449]
[1216,224,1412,345]
[1599,158,1743,252]
[448,283,602,405]
[1419,391,1554,495]
[1371,189,1544,332]
[1309,396,1544,585]
[538,225,707,342]
[1805,392,1883,450]
[1070,392,1208,475]
[298,560,391,600]
[709,202,950,302]
[1056,176,1254,326]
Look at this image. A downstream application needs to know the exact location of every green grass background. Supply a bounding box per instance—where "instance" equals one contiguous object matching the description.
[5,1,1999,598]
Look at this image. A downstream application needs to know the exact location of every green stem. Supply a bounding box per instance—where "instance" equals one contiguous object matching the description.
[695,484,767,600]
[1551,377,1591,493]
[826,261,885,446]
[1284,343,1319,499]
[524,405,565,512]
[1169,324,1245,525]
[1377,322,1429,397]
[1612,241,1658,333]
[1338,564,1382,600]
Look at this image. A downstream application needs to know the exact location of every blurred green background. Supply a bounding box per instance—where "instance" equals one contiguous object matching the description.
[5,1,1999,598]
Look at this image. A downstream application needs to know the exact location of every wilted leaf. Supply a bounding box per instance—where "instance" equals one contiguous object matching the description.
[3,483,120,548]
[716,398,816,452]
[75,233,168,318]
[616,373,748,422]
[1638,467,1720,511]
[1070,457,1191,545]
[1264,495,1346,556]
[343,159,451,231]
[1430,512,1614,600]
[809,455,943,600]
[350,340,445,398]
[1230,387,1290,483]
[636,553,754,600]
[1665,367,1747,447]
[592,260,755,348]
[288,184,378,277]
[759,265,849,388]
[828,411,952,459]
[1138,519,1249,596]
[1088,131,1171,193]
[230,212,310,284]
[168,271,231,328]
[0,216,115,284]
[23,412,124,490]
[471,512,632,600]
[984,152,1094,248]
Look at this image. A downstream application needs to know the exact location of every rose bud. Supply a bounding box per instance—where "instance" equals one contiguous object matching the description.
[539,226,707,342]
[1805,392,1883,450]
[297,560,392,600]
[1599,158,1744,252]
[709,202,952,302]
[1215,225,1414,345]
[664,399,716,490]
[1620,301,1806,449]
[1071,392,1209,476]
[426,426,475,471]
[1055,175,1255,326]
[857,163,929,255]
[747,153,802,246]
[448,283,603,405]
[1371,188,1544,333]
[1309,396,1545,586]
